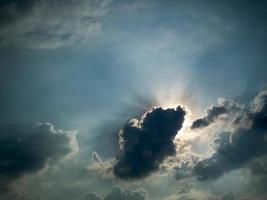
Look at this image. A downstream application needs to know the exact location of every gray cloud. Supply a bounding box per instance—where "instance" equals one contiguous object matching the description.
[163,188,212,200]
[191,106,227,129]
[253,90,267,113]
[164,189,253,200]
[86,185,149,200]
[86,192,103,200]
[249,157,267,175]
[0,122,78,192]
[0,0,110,49]
[191,98,247,129]
[193,90,267,180]
[86,151,113,179]
[113,106,186,179]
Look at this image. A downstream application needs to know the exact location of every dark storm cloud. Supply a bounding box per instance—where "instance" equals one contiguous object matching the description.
[193,90,267,180]
[86,185,149,200]
[113,106,186,179]
[0,0,110,48]
[0,123,78,191]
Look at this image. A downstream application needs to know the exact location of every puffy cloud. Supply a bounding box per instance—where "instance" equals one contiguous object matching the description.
[193,90,267,180]
[0,122,78,191]
[113,106,186,179]
[0,0,110,49]
[86,185,149,200]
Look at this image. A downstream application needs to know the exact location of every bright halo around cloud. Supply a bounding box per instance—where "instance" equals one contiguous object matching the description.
[160,103,181,109]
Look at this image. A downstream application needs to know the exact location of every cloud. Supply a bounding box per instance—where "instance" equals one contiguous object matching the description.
[86,151,113,179]
[193,90,267,180]
[163,189,211,200]
[253,89,267,114]
[164,189,253,200]
[249,157,267,175]
[0,122,78,191]
[86,192,103,200]
[86,185,149,200]
[191,98,246,129]
[0,0,110,49]
[113,106,186,179]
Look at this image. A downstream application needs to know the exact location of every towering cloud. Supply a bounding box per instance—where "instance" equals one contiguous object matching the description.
[113,106,186,179]
[193,90,267,180]
[0,123,78,191]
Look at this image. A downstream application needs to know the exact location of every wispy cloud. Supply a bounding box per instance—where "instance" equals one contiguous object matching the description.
[0,0,111,49]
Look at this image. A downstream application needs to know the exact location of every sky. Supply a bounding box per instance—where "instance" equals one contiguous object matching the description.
[0,0,267,200]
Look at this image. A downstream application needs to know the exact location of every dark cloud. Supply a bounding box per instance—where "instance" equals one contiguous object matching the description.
[191,106,227,129]
[113,106,186,179]
[86,185,149,200]
[0,0,35,22]
[249,158,267,175]
[0,123,78,191]
[0,0,109,49]
[193,90,267,180]
[191,98,245,129]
